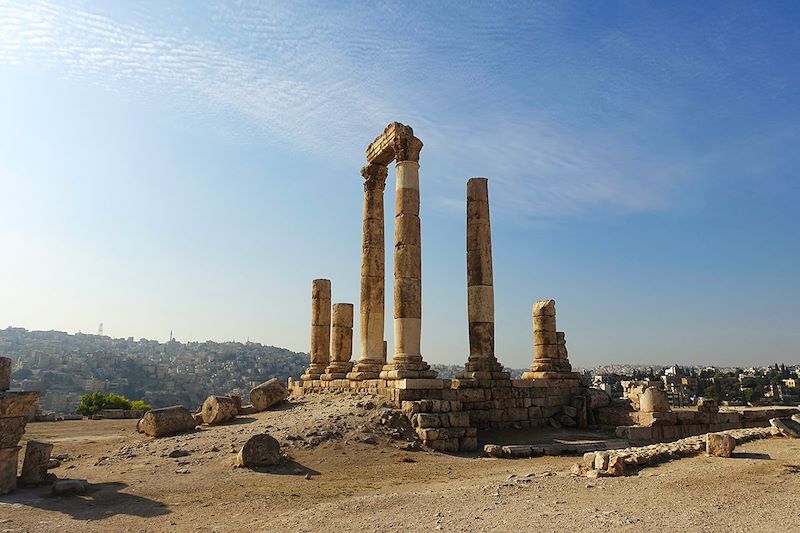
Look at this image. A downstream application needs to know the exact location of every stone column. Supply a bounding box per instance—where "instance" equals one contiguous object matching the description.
[522,300,574,379]
[381,134,436,380]
[349,164,388,380]
[301,279,331,381]
[457,178,507,380]
[322,303,354,379]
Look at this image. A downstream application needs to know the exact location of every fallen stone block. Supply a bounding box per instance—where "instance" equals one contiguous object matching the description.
[770,417,800,438]
[706,433,736,457]
[137,406,197,438]
[235,434,282,468]
[249,378,288,412]
[484,444,503,458]
[0,416,28,448]
[201,395,238,426]
[20,440,54,486]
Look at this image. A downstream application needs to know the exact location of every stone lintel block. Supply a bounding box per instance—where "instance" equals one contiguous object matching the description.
[392,378,446,390]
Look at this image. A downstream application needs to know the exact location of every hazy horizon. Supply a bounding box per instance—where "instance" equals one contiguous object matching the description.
[1,1,799,369]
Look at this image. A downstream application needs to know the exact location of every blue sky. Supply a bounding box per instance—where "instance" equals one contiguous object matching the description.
[0,0,798,368]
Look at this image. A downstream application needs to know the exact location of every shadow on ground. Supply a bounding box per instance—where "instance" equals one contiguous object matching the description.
[6,482,170,521]
[731,452,771,460]
[244,459,321,477]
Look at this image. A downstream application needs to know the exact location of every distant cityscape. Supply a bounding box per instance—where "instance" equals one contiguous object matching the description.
[2,327,798,414]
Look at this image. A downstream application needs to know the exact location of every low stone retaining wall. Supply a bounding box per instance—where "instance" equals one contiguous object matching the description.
[576,426,775,477]
[615,406,800,443]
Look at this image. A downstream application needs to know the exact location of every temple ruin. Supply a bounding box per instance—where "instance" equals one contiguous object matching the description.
[291,122,588,451]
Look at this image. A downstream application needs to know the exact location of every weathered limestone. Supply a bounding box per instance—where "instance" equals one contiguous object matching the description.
[639,387,670,413]
[20,440,54,486]
[302,279,331,381]
[0,446,20,495]
[522,300,576,380]
[249,378,287,412]
[706,432,736,457]
[323,303,354,379]
[0,416,27,448]
[137,405,197,437]
[235,433,282,467]
[379,125,435,380]
[0,357,10,391]
[770,417,800,438]
[201,395,238,425]
[348,163,389,380]
[458,178,507,380]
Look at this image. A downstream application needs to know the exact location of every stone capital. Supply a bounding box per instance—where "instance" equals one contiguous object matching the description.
[361,163,388,191]
[393,135,423,163]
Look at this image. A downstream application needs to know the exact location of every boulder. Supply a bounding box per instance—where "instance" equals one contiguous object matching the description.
[639,387,670,413]
[249,379,287,412]
[201,395,238,426]
[561,405,578,418]
[20,440,54,486]
[587,388,611,409]
[555,413,577,427]
[706,433,736,457]
[137,406,197,438]
[484,444,503,458]
[770,417,800,438]
[235,434,282,467]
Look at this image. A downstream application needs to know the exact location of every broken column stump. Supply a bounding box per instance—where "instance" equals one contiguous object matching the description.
[235,434,282,468]
[201,395,238,425]
[137,406,197,437]
[249,379,287,412]
[20,440,54,486]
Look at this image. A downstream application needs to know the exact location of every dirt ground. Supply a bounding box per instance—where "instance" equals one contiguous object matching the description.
[1,394,799,532]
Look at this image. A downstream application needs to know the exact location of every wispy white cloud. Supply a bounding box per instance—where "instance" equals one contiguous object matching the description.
[0,0,764,219]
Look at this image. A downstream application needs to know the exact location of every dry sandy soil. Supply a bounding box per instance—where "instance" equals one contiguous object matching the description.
[1,393,799,532]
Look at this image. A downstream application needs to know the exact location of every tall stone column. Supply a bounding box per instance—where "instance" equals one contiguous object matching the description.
[301,279,331,381]
[381,134,436,380]
[322,303,354,380]
[522,299,575,380]
[348,164,388,380]
[457,178,507,380]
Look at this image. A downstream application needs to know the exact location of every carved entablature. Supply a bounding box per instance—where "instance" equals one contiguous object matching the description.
[366,122,423,166]
[361,163,388,191]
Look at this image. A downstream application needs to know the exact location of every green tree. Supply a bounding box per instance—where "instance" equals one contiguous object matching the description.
[76,392,133,415]
[130,399,152,412]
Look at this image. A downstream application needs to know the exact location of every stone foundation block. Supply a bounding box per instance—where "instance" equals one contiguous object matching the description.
[459,437,478,451]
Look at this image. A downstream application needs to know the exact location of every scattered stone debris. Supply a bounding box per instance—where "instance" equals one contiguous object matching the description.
[573,427,773,477]
[168,449,191,458]
[137,406,197,438]
[770,417,800,438]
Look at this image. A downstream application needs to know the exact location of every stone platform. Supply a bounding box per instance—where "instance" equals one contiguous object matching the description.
[290,376,591,452]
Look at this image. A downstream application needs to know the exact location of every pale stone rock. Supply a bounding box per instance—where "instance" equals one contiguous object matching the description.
[770,417,800,438]
[607,455,625,476]
[706,433,736,457]
[138,406,197,438]
[639,387,670,413]
[52,479,88,495]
